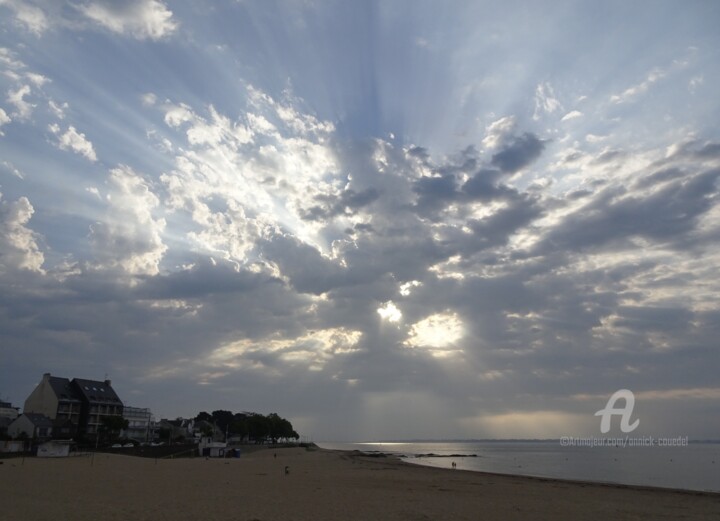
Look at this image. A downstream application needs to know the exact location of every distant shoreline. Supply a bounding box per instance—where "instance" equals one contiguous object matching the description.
[319,440,720,496]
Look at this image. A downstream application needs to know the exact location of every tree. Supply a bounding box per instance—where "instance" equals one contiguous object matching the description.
[195,411,212,423]
[230,413,249,439]
[99,416,129,444]
[157,427,171,442]
[211,410,234,433]
[267,413,295,443]
[247,413,269,443]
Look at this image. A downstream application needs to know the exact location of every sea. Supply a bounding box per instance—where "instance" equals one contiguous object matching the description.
[317,441,720,493]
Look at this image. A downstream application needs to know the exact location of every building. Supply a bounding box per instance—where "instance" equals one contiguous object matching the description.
[0,401,19,437]
[0,400,20,421]
[23,374,82,436]
[7,413,54,440]
[37,440,72,457]
[72,378,123,437]
[122,406,156,442]
[198,436,227,457]
[0,417,13,438]
[158,418,193,442]
[23,373,124,440]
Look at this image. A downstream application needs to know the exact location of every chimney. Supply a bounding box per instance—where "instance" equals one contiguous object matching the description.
[104,379,112,387]
[43,372,51,380]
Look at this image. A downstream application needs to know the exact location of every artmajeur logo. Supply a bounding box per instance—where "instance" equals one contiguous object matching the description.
[560,389,687,447]
[595,389,639,434]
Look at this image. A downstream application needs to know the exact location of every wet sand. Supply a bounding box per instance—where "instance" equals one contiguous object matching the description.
[0,447,718,520]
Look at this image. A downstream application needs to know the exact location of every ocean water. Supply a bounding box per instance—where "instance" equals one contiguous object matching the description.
[317,441,720,493]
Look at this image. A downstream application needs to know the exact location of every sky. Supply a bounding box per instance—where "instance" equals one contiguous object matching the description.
[1,0,719,442]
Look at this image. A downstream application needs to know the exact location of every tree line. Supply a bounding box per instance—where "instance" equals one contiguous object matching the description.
[194,410,299,443]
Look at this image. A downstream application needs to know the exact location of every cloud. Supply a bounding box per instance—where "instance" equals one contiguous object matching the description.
[532,165,720,254]
[609,56,691,105]
[0,0,49,35]
[0,47,24,69]
[301,187,381,221]
[490,133,545,173]
[49,124,98,162]
[0,194,45,273]
[610,68,666,104]
[0,107,10,135]
[561,110,583,122]
[7,84,34,119]
[79,0,177,40]
[89,166,167,276]
[533,82,562,120]
[482,116,516,149]
[48,100,68,119]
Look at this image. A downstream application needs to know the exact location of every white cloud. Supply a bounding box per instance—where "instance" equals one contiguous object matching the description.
[0,47,25,70]
[0,194,45,273]
[399,280,421,296]
[377,300,402,323]
[404,312,464,356]
[0,107,10,135]
[141,92,157,106]
[186,105,253,147]
[89,165,167,276]
[0,0,49,35]
[276,104,335,136]
[163,102,194,128]
[50,125,98,162]
[7,84,34,119]
[482,115,516,149]
[561,110,583,122]
[79,0,178,40]
[159,86,341,262]
[1,160,23,179]
[608,61,688,104]
[0,47,24,69]
[186,199,259,263]
[209,327,363,373]
[585,133,608,143]
[25,72,48,87]
[533,82,563,120]
[688,75,703,93]
[48,100,68,119]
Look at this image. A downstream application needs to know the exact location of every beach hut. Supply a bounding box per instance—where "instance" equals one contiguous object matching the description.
[198,436,227,457]
[37,440,72,457]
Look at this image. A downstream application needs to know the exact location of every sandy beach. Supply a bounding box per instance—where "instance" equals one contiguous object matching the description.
[1,447,718,521]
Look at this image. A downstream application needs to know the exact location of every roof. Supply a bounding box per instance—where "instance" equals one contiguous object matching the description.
[23,413,54,428]
[72,378,123,405]
[47,376,82,402]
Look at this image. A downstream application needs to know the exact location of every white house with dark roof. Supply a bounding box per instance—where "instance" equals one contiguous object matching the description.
[8,413,54,440]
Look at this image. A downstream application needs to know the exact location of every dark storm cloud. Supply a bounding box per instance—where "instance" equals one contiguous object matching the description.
[461,168,518,200]
[490,133,546,173]
[534,168,720,254]
[137,258,280,299]
[300,187,381,221]
[411,173,459,218]
[463,196,544,253]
